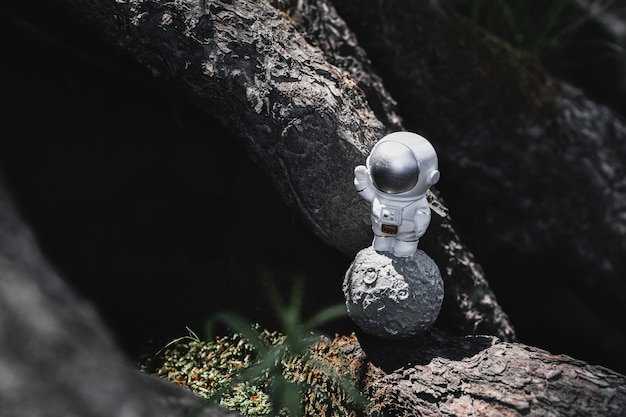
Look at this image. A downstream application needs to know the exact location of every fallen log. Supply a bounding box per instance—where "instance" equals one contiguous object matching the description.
[49,0,515,340]
[350,330,626,416]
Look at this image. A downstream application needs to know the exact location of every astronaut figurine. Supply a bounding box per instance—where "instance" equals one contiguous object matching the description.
[354,131,440,257]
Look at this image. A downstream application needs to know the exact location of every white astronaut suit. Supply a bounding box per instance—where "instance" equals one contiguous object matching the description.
[354,131,440,257]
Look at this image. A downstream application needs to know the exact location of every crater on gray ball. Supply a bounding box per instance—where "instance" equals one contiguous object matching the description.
[343,246,444,339]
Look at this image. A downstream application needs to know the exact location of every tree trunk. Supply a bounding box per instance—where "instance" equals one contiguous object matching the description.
[49,0,516,340]
[58,0,385,257]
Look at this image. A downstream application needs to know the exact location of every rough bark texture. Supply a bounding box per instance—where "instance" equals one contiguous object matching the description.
[335,331,626,416]
[50,0,516,342]
[59,0,383,257]
[269,0,516,343]
[0,177,242,417]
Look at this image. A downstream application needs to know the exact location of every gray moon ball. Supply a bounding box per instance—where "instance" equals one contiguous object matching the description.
[343,246,444,339]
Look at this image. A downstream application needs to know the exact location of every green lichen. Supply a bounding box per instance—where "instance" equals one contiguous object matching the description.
[140,326,374,416]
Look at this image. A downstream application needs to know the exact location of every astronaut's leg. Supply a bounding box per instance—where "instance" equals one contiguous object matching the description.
[393,239,418,257]
[373,235,394,253]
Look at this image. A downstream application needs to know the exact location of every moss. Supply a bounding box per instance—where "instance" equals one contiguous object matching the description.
[140,327,375,416]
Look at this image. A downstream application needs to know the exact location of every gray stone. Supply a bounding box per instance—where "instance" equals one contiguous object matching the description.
[343,246,444,339]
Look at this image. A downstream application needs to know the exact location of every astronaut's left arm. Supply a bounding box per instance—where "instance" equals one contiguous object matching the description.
[414,201,432,237]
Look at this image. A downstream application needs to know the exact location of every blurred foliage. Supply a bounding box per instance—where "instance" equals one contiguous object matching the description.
[465,0,622,64]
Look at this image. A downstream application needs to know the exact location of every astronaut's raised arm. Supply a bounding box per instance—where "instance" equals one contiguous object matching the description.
[354,165,376,202]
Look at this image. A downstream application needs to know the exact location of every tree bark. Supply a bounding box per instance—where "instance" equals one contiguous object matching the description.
[333,330,626,416]
[50,0,515,342]
[58,0,384,257]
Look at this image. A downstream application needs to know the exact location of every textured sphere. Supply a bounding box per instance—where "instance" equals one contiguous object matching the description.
[343,246,444,339]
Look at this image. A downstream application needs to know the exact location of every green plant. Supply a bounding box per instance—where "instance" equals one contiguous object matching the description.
[143,276,372,416]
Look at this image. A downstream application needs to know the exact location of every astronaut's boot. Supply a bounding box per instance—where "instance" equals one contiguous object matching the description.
[393,240,418,257]
[373,236,394,253]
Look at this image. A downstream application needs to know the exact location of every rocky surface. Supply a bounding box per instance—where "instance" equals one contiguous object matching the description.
[343,247,444,339]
